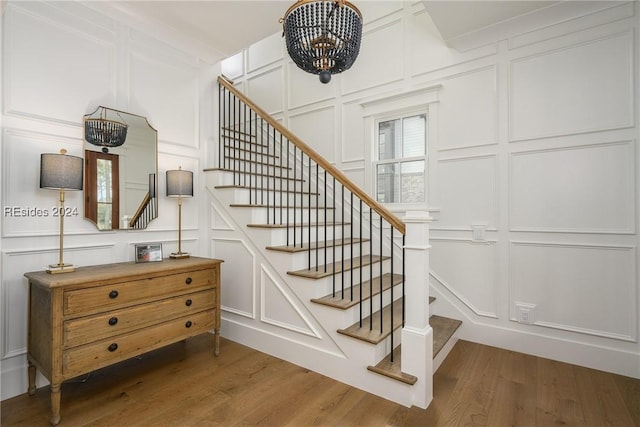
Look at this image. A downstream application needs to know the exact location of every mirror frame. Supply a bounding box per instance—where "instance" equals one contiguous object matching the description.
[83,107,158,231]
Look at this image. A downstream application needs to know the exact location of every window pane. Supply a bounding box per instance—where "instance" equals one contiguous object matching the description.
[376,163,399,203]
[400,161,425,203]
[378,118,401,160]
[402,114,426,157]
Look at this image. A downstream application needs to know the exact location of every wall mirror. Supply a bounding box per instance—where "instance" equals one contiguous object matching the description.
[83,106,158,230]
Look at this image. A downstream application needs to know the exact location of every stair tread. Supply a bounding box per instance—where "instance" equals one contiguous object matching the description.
[365,314,461,385]
[337,298,403,344]
[288,255,390,280]
[311,273,402,309]
[431,315,462,358]
[366,345,417,385]
[203,168,305,182]
[247,221,351,229]
[268,237,369,253]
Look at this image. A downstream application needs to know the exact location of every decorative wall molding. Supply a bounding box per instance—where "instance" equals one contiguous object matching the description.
[437,65,498,151]
[508,2,635,51]
[246,65,285,116]
[430,238,498,318]
[212,237,256,319]
[509,140,635,234]
[509,30,634,142]
[434,154,498,231]
[509,240,637,341]
[3,4,116,125]
[260,265,321,338]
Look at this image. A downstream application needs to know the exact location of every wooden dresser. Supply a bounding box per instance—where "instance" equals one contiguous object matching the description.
[24,256,222,425]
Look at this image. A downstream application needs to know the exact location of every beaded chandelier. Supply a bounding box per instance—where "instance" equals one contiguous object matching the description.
[281,0,362,84]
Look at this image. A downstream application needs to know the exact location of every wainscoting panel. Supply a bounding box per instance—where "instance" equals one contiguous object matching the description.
[434,155,497,231]
[129,52,199,148]
[246,66,285,116]
[222,51,244,80]
[342,18,404,94]
[510,141,635,233]
[4,3,115,124]
[288,63,338,110]
[289,106,337,164]
[438,66,498,151]
[510,241,637,341]
[341,103,366,163]
[260,265,321,338]
[509,31,633,141]
[212,238,256,319]
[430,239,498,318]
[2,129,86,238]
[1,245,116,359]
[247,32,283,73]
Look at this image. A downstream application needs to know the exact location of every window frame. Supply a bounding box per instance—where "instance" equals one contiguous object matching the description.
[373,109,428,207]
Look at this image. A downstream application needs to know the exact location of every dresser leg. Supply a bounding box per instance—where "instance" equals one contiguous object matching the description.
[27,362,36,395]
[50,383,61,426]
[214,328,220,356]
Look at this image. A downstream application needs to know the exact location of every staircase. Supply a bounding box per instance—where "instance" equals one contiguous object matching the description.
[206,76,461,408]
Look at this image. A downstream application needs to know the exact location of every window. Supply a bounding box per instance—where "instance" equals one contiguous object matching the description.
[375,113,426,204]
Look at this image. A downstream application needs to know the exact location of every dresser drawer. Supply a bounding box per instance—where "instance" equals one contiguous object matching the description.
[63,289,216,349]
[63,310,215,378]
[63,268,216,317]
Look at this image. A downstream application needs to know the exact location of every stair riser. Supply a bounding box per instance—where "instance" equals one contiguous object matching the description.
[258,226,351,247]
[207,170,303,189]
[282,248,397,274]
[247,208,335,225]
[228,188,329,207]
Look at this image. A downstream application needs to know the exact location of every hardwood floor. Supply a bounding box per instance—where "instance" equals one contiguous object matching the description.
[2,334,639,426]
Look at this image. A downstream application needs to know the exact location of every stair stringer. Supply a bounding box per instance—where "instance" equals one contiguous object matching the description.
[206,176,421,407]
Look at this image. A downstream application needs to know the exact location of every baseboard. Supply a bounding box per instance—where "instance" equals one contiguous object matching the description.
[430,285,640,379]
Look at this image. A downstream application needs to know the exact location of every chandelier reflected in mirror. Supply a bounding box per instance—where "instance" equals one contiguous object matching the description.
[84,106,128,153]
[281,0,362,84]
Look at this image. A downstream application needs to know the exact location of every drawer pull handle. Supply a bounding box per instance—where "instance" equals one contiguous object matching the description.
[108,343,118,352]
[185,277,192,285]
[185,321,193,328]
[109,290,119,299]
[185,299,193,307]
[108,317,118,326]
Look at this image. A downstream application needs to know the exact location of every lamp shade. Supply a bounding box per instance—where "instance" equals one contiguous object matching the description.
[166,169,193,197]
[40,152,83,191]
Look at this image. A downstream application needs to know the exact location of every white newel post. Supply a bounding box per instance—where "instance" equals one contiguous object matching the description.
[401,211,433,409]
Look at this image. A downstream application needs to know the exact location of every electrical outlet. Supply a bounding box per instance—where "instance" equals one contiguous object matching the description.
[515,303,536,324]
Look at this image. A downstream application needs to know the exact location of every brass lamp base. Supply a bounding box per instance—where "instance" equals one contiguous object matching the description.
[170,252,190,259]
[46,263,76,274]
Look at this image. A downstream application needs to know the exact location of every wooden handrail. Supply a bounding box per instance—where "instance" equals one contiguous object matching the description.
[218,76,405,234]
[129,192,151,228]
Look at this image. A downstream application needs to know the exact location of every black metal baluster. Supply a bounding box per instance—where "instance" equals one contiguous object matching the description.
[379,215,383,334]
[390,226,394,362]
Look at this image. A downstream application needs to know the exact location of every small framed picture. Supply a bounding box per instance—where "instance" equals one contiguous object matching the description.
[135,243,163,263]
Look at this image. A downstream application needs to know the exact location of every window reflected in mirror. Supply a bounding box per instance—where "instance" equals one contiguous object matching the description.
[85,151,119,229]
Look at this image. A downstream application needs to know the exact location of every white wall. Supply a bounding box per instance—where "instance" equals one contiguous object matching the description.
[221,1,640,379]
[0,1,217,399]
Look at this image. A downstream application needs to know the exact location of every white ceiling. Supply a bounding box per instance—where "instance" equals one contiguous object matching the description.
[106,0,564,60]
